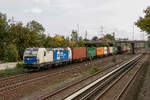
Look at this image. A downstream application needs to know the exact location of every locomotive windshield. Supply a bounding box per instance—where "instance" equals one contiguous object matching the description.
[24,48,38,57]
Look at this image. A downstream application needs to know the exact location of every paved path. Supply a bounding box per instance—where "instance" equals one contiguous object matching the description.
[0,62,17,70]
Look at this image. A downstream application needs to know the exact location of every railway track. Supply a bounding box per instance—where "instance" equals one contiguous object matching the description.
[0,62,92,92]
[37,55,139,100]
[0,55,127,93]
[95,55,147,100]
[63,54,144,100]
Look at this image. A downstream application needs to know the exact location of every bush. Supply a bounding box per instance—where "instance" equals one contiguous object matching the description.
[89,65,102,74]
[4,44,18,62]
[16,62,23,68]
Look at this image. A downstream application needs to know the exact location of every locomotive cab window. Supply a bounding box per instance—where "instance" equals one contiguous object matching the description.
[24,48,38,57]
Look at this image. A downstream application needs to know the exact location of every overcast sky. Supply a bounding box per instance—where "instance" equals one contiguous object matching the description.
[0,0,150,40]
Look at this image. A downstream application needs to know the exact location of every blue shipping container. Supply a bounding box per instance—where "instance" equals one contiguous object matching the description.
[24,57,37,64]
[53,49,69,62]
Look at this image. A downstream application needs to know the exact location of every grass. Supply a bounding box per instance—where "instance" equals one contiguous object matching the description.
[40,74,76,90]
[40,65,103,90]
[88,65,103,74]
[0,62,28,77]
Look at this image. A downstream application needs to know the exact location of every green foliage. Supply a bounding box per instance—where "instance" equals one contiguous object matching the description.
[62,37,71,48]
[105,34,115,40]
[44,36,55,47]
[27,20,45,34]
[99,33,115,41]
[0,13,9,60]
[0,62,28,77]
[78,36,85,47]
[136,6,150,38]
[70,30,85,47]
[4,44,18,62]
[92,36,98,41]
[0,13,46,60]
[16,62,23,68]
[89,65,102,74]
[71,30,78,42]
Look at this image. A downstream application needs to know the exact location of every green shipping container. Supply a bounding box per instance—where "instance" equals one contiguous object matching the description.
[86,47,96,57]
[126,45,129,51]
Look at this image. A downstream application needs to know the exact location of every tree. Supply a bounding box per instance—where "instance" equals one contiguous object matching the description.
[27,20,45,34]
[37,34,46,47]
[44,36,54,47]
[136,7,150,37]
[105,34,115,40]
[0,12,9,60]
[60,36,71,48]
[84,30,88,41]
[78,36,84,47]
[70,41,75,47]
[0,12,47,61]
[53,35,64,47]
[9,23,36,59]
[4,44,18,62]
[99,34,115,41]
[71,30,78,42]
[92,36,98,41]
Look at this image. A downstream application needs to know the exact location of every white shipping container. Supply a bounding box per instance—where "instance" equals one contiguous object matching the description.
[109,47,113,54]
[104,47,107,54]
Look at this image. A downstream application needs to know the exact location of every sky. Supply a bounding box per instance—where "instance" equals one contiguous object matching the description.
[0,0,150,40]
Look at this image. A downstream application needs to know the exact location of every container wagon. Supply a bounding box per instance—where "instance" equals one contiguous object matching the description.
[96,47,104,57]
[107,47,110,55]
[104,47,107,55]
[53,48,72,63]
[109,47,114,54]
[86,47,96,59]
[71,47,86,62]
[122,45,126,52]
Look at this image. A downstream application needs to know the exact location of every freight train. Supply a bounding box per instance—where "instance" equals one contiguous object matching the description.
[23,45,130,71]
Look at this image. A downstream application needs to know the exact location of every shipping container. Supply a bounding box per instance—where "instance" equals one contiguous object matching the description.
[96,47,104,56]
[71,47,86,60]
[126,45,128,51]
[86,47,96,57]
[122,45,126,51]
[107,47,110,54]
[128,45,131,51]
[126,45,129,51]
[109,47,113,54]
[104,47,107,54]
[53,48,71,62]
